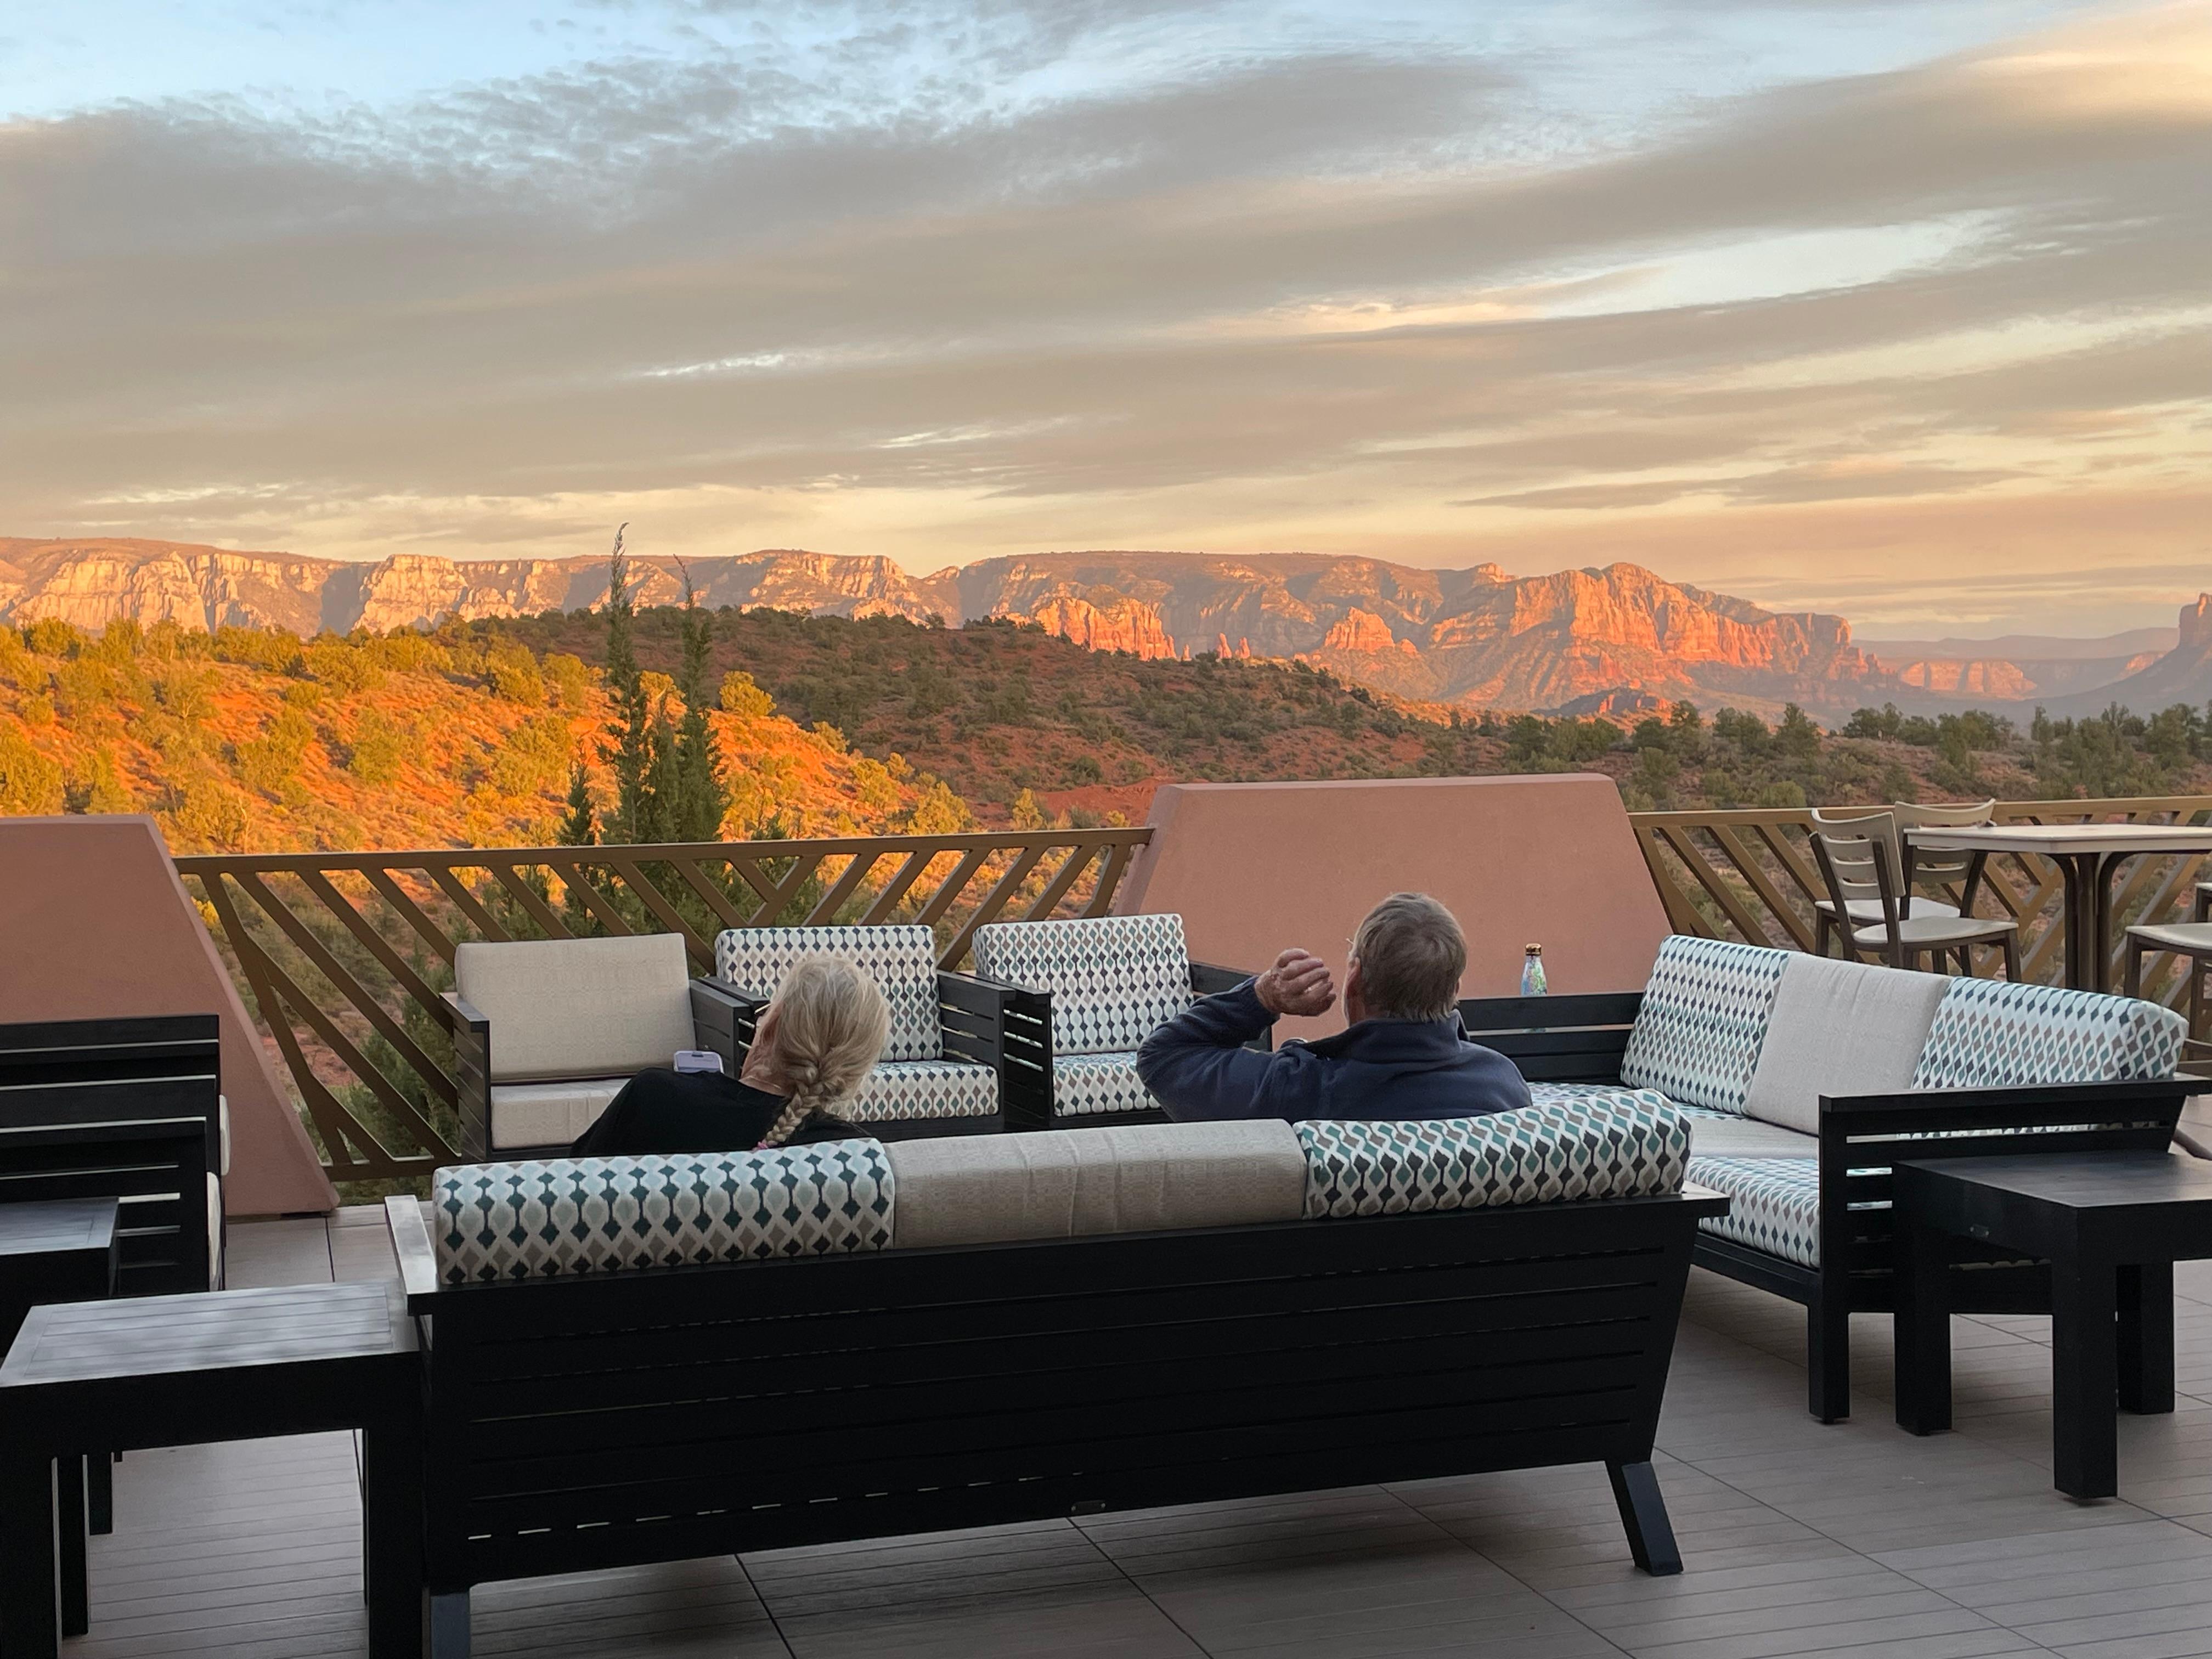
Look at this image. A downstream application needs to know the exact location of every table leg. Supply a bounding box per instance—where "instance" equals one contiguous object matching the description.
[0,1448,62,1657]
[2056,854,2095,991]
[1895,1220,1953,1435]
[57,1454,89,1638]
[363,1415,425,1659]
[2119,1262,2176,1415]
[2052,1249,2121,1499]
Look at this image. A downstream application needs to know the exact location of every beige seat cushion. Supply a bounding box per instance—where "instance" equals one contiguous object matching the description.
[489,1077,630,1150]
[207,1171,224,1290]
[1686,1115,1819,1158]
[1742,955,1948,1136]
[456,934,695,1083]
[886,1121,1306,1249]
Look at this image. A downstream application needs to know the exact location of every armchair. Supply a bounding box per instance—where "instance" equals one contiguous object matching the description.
[447,933,753,1159]
[712,925,1015,1138]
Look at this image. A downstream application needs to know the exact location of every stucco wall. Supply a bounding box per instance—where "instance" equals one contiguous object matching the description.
[1116,775,1668,1040]
[0,816,336,1215]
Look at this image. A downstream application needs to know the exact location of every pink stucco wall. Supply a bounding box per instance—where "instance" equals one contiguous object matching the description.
[0,816,337,1215]
[1116,774,1669,1040]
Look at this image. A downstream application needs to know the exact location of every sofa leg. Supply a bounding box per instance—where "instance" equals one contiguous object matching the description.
[430,1590,471,1659]
[1607,1460,1682,1576]
[1808,1302,1851,1423]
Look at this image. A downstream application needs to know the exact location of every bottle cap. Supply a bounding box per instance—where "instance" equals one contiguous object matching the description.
[1524,943,1541,953]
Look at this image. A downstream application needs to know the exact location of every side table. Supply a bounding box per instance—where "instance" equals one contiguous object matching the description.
[1,1194,122,1628]
[0,1279,423,1658]
[1893,1150,2212,1499]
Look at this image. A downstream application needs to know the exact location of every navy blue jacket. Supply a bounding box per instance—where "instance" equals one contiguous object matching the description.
[1135,979,1534,1124]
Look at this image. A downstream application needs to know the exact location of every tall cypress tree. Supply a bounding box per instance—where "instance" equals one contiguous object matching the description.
[669,563,729,842]
[600,524,657,843]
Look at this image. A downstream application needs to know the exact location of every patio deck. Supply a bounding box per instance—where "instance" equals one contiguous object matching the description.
[63,1208,2212,1659]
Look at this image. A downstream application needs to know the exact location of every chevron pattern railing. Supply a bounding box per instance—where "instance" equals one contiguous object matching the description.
[175,830,1150,1186]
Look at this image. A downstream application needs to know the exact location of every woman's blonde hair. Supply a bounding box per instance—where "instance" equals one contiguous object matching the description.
[758,955,891,1147]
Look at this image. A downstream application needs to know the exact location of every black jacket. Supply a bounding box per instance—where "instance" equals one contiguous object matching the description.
[1135,979,1533,1124]
[567,1068,865,1159]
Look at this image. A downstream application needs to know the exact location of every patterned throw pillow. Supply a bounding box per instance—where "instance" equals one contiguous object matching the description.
[972,913,1193,1057]
[714,925,943,1062]
[1618,935,1788,1115]
[1296,1096,1689,1220]
[432,1140,895,1284]
[1910,977,2186,1090]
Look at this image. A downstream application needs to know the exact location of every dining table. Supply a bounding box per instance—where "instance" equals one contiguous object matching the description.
[1904,822,2212,993]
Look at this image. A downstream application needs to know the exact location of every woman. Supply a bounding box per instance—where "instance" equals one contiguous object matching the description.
[567,954,891,1158]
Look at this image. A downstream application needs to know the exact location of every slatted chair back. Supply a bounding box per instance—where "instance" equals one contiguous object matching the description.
[1808,811,1906,958]
[0,1016,221,1295]
[1891,798,1995,895]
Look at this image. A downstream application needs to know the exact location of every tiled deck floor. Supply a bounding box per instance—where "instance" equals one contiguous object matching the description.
[66,1209,2212,1658]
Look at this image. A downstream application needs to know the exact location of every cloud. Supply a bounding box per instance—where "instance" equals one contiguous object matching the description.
[0,0,2205,635]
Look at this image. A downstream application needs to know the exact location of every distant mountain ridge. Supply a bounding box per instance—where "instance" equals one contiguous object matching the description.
[5,535,2205,721]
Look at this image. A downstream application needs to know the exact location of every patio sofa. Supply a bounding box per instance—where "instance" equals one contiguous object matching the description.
[1459,935,2196,1423]
[389,1094,1720,1655]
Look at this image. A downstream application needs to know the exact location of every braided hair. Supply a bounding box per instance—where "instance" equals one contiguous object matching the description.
[755,955,891,1148]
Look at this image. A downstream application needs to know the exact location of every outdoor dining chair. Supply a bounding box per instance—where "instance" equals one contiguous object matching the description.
[1809,805,1960,956]
[2126,879,2212,1040]
[1810,811,2021,977]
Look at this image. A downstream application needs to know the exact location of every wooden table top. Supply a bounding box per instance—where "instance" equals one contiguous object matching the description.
[0,1280,412,1391]
[1898,1150,2212,1211]
[0,1199,119,1260]
[1905,823,2212,856]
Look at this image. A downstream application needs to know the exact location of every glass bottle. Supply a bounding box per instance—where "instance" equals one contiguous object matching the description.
[1520,944,1548,997]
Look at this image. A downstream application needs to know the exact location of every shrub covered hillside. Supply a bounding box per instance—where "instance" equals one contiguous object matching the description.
[492,607,2212,823]
[0,616,964,853]
[8,606,2212,855]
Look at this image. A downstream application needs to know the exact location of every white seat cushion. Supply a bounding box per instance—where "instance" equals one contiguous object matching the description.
[489,1077,630,1150]
[1052,1052,1159,1118]
[1741,955,1948,1136]
[207,1171,224,1290]
[1688,1115,1819,1158]
[840,1060,998,1124]
[886,1121,1305,1249]
[457,934,695,1083]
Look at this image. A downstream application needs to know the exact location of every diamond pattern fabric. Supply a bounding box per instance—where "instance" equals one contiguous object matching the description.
[841,1059,999,1123]
[714,926,943,1062]
[1910,977,2185,1090]
[972,913,1193,1057]
[432,1139,895,1284]
[1619,936,1788,1115]
[1296,1096,1688,1220]
[1052,1051,1159,1117]
[1686,1155,1820,1267]
[1527,1081,1679,1115]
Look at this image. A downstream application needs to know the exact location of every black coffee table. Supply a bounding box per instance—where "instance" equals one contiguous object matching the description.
[1893,1150,2212,1499]
[0,1279,423,1658]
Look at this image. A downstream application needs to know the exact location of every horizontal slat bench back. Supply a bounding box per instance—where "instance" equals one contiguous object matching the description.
[417,1195,1708,1587]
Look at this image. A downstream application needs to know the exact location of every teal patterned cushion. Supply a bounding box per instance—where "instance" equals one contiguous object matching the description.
[714,925,942,1062]
[843,1059,999,1122]
[972,913,1192,1057]
[1686,1155,1819,1267]
[1910,978,2185,1090]
[1052,1052,1158,1117]
[433,1141,895,1284]
[1527,1081,1679,1115]
[1620,936,1789,1115]
[1297,1097,1689,1220]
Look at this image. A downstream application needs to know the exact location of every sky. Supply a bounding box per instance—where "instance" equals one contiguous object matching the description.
[2,1,2207,638]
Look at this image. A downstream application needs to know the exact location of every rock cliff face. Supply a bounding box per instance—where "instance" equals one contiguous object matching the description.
[2,535,1903,716]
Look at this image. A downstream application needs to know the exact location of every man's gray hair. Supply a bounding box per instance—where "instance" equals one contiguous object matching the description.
[1350,893,1466,1022]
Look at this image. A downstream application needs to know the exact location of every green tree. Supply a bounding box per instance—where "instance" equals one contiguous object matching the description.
[668,565,730,841]
[558,763,596,845]
[599,523,668,844]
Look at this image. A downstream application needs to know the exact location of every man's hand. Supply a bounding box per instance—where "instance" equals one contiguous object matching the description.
[1255,948,1338,1018]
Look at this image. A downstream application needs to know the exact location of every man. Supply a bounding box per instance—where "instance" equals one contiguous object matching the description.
[1135,891,1532,1123]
